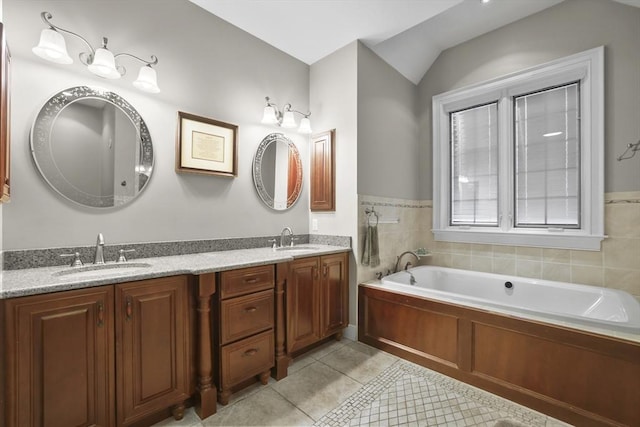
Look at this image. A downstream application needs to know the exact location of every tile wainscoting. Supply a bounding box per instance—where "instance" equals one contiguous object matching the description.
[358,192,640,300]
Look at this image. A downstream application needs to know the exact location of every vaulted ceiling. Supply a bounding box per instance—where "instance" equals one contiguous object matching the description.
[190,0,640,84]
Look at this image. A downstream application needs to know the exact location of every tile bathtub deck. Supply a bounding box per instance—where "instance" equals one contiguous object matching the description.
[154,339,569,427]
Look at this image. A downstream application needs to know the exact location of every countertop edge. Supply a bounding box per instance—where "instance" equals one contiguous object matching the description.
[1,245,351,299]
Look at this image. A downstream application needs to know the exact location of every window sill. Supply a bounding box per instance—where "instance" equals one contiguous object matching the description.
[432,229,605,251]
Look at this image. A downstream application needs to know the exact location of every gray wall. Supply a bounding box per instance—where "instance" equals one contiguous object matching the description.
[3,0,311,250]
[418,0,640,199]
[309,41,359,328]
[357,42,419,200]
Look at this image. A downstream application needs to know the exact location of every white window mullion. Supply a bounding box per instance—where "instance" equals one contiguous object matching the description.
[498,93,512,232]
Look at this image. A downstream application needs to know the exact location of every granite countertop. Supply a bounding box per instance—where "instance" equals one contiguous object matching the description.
[0,244,351,299]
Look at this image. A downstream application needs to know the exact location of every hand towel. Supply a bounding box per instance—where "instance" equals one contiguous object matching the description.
[361,223,380,267]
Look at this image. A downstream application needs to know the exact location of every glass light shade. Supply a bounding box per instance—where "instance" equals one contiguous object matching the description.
[281,110,297,128]
[87,47,121,79]
[262,106,278,124]
[133,66,160,93]
[32,28,73,64]
[298,117,312,134]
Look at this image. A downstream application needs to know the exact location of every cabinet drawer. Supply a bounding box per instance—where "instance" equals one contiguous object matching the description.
[221,330,274,388]
[220,265,274,299]
[220,290,274,344]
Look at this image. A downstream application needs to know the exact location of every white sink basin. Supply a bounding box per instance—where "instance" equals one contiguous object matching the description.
[53,262,152,279]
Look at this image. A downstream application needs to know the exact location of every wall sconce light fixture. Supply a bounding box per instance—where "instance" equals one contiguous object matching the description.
[261,96,312,134]
[32,11,161,94]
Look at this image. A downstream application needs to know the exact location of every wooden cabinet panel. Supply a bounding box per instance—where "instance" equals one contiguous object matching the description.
[220,289,274,344]
[360,289,459,366]
[473,323,640,426]
[286,257,321,353]
[216,266,275,405]
[4,287,114,427]
[220,265,274,299]
[0,23,11,203]
[220,330,274,389]
[310,130,335,211]
[320,253,348,337]
[116,277,190,426]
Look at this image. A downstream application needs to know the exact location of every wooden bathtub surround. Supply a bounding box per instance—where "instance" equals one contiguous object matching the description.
[358,284,640,427]
[214,265,275,405]
[273,252,349,379]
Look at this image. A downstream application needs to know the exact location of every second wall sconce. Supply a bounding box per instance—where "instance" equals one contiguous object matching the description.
[261,96,312,134]
[32,11,161,94]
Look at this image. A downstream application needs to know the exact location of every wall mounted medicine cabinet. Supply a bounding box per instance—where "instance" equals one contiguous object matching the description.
[310,129,335,211]
[0,22,11,203]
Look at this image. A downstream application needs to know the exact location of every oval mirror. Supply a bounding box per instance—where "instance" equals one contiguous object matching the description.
[30,86,153,208]
[252,133,302,210]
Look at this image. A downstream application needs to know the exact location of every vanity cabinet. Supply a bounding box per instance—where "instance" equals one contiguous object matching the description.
[4,286,114,427]
[285,252,348,355]
[215,265,275,405]
[115,277,191,426]
[3,276,192,427]
[310,130,335,211]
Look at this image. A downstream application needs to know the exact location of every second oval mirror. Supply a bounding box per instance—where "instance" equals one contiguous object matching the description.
[252,133,302,210]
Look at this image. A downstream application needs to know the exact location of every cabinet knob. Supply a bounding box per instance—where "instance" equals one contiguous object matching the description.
[244,306,258,313]
[244,277,258,284]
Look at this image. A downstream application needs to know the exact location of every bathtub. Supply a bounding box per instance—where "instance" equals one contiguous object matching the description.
[358,266,640,426]
[380,266,640,334]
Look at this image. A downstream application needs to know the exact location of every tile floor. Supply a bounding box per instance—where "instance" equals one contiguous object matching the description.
[154,339,570,427]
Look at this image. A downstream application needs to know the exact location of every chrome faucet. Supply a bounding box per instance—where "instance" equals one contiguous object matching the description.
[94,233,105,264]
[394,250,420,273]
[280,227,293,248]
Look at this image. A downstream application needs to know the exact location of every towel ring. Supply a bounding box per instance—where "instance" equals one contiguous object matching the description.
[365,207,379,226]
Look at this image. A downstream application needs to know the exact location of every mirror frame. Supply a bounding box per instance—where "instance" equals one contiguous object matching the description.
[252,132,303,210]
[30,86,153,208]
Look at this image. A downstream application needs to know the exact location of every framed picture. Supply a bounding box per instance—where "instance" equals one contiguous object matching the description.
[176,111,238,177]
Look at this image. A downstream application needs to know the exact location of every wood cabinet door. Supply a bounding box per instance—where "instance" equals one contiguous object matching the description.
[4,287,114,427]
[0,23,11,203]
[286,257,321,353]
[320,253,348,337]
[310,130,335,211]
[115,277,190,426]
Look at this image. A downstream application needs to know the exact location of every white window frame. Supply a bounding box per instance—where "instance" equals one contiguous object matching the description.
[432,47,604,250]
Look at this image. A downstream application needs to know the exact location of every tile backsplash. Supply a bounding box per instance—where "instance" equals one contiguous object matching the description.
[358,192,640,299]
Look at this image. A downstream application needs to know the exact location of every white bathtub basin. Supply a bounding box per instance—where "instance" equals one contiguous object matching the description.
[380,266,640,334]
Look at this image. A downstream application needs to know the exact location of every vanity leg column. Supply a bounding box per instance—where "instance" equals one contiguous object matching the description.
[273,263,290,380]
[195,273,217,419]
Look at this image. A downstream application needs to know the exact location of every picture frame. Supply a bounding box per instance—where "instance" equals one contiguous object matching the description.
[176,111,238,177]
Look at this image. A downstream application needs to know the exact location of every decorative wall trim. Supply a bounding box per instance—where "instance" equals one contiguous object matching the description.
[605,191,640,204]
[360,200,432,209]
[3,234,351,270]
